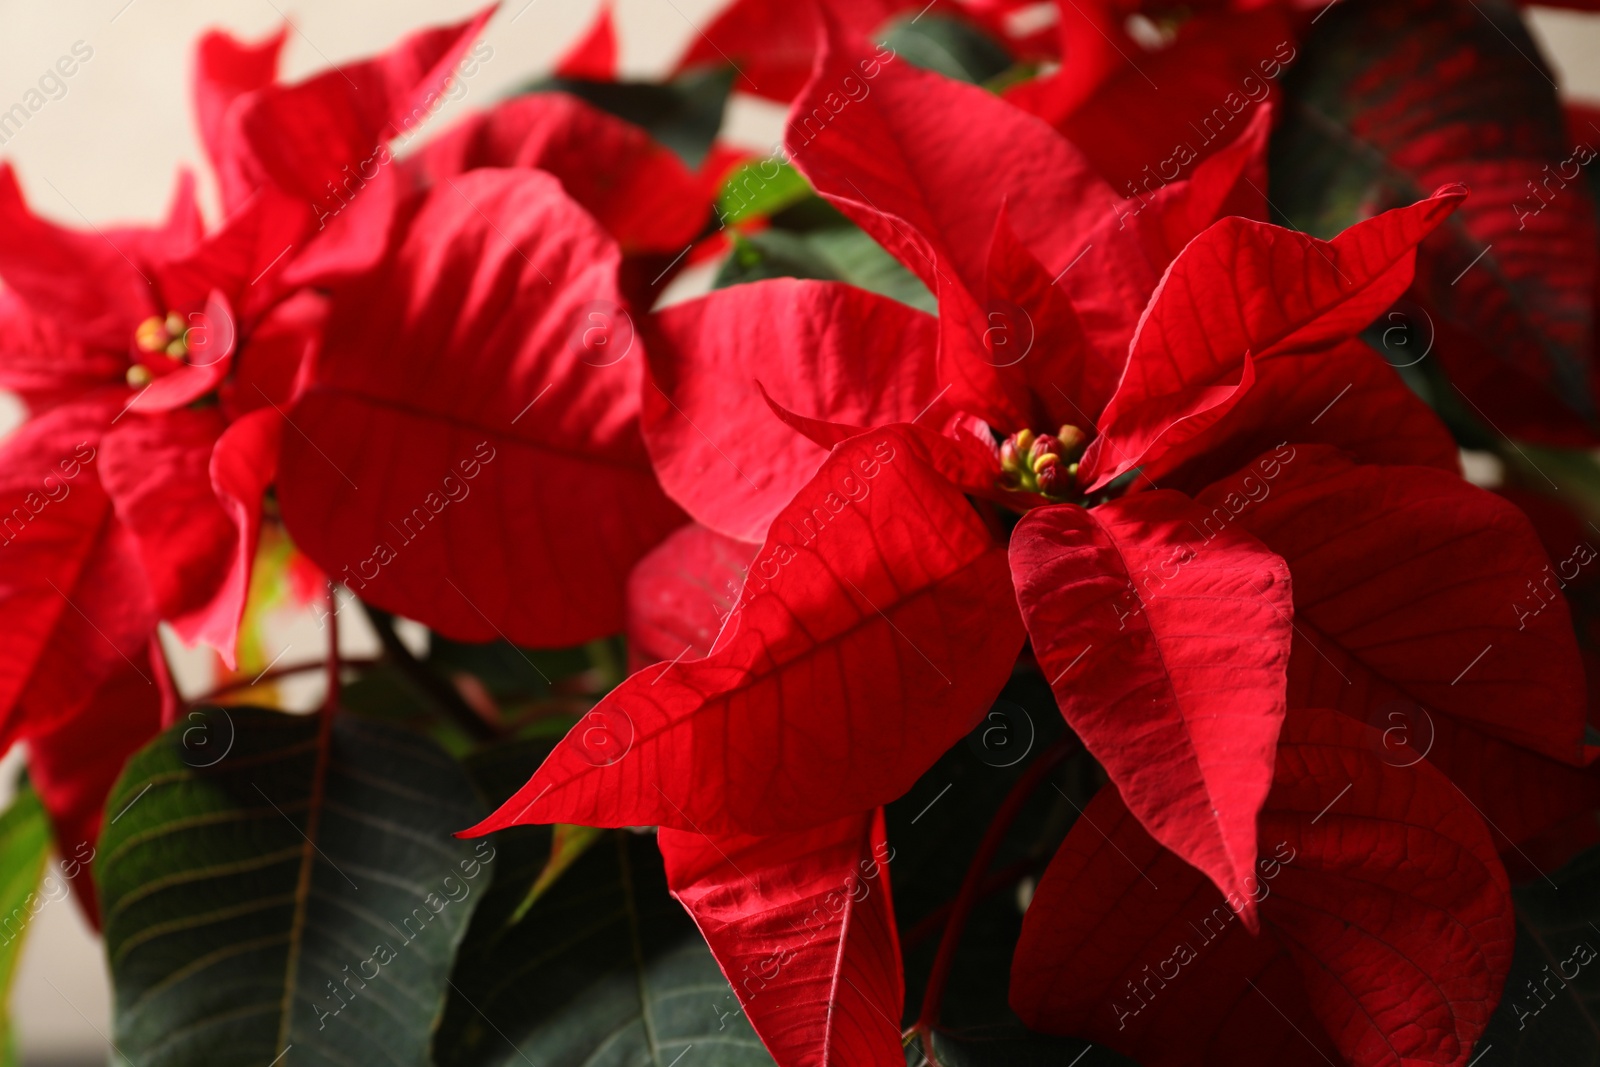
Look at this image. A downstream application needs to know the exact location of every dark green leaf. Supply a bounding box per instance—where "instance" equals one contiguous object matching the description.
[0,785,50,1067]
[714,228,936,313]
[878,14,1013,86]
[99,707,491,1067]
[427,635,590,704]
[1477,844,1600,1063]
[436,741,772,1066]
[518,70,735,169]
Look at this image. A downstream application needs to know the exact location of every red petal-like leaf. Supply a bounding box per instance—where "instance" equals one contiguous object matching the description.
[1012,706,1514,1067]
[626,523,756,673]
[411,93,709,256]
[278,169,681,647]
[1198,446,1588,764]
[1060,104,1272,373]
[1082,189,1463,490]
[644,278,939,541]
[467,427,1022,836]
[99,409,235,652]
[784,25,1119,296]
[193,26,287,215]
[0,165,154,350]
[935,206,1098,431]
[674,0,906,101]
[0,289,122,411]
[25,648,163,927]
[237,7,492,203]
[1275,0,1599,443]
[660,809,904,1067]
[202,408,282,668]
[0,402,154,749]
[554,0,618,81]
[1017,8,1295,191]
[1147,337,1460,494]
[1010,491,1291,917]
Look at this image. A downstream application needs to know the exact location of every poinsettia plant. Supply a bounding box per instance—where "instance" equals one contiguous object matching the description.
[2,1,1599,1065]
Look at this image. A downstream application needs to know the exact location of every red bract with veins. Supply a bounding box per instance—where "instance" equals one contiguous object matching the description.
[0,7,535,903]
[472,27,1588,1067]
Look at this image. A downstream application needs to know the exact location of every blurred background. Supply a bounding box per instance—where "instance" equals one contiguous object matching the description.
[0,0,1595,1062]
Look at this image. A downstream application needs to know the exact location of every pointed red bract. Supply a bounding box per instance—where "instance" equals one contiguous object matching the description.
[555,0,618,81]
[784,26,1119,296]
[644,278,939,541]
[25,649,163,928]
[205,408,283,668]
[1061,104,1272,370]
[410,94,710,256]
[935,208,1098,432]
[0,166,167,350]
[1015,8,1294,191]
[0,289,121,414]
[194,26,287,215]
[1198,446,1588,764]
[1012,706,1514,1067]
[660,809,904,1067]
[1011,491,1292,920]
[626,523,756,673]
[277,169,681,647]
[236,7,493,203]
[467,427,1022,837]
[1147,336,1461,494]
[99,409,235,653]
[0,402,154,751]
[1082,189,1464,490]
[675,0,907,101]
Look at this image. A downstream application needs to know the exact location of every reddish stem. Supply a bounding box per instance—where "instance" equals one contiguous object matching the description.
[324,581,341,715]
[915,737,1074,1033]
[902,856,1040,950]
[190,657,382,706]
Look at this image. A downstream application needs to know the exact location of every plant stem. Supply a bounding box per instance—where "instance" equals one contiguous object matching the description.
[915,737,1074,1033]
[324,581,341,715]
[190,657,383,705]
[359,601,502,742]
[902,856,1041,950]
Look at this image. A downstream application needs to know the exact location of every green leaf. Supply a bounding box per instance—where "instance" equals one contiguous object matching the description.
[1477,844,1600,1063]
[428,637,590,704]
[436,741,772,1066]
[507,823,605,927]
[716,160,812,226]
[0,785,50,1067]
[98,706,491,1067]
[519,70,735,169]
[714,227,937,314]
[878,14,1014,86]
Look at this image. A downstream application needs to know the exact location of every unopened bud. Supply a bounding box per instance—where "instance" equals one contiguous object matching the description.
[1056,424,1088,459]
[999,438,1023,474]
[134,316,167,353]
[1036,461,1069,495]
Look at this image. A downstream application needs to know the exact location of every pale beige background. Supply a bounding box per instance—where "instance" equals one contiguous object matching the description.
[0,1,1595,1062]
